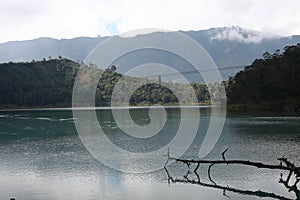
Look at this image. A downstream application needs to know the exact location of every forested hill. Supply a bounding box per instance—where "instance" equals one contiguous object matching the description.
[0,58,79,107]
[1,44,299,111]
[0,58,210,108]
[226,44,300,112]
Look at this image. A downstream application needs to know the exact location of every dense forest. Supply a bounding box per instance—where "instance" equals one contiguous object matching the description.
[0,58,210,108]
[0,58,78,107]
[0,44,299,111]
[226,44,300,112]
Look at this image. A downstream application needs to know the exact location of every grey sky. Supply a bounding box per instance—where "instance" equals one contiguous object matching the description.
[0,0,300,43]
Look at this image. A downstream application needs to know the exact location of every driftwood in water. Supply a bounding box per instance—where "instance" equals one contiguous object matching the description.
[165,148,300,177]
[164,149,300,200]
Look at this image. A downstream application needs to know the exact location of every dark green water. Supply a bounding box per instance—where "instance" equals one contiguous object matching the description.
[0,107,299,200]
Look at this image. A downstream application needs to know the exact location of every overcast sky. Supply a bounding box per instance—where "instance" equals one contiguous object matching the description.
[0,0,300,43]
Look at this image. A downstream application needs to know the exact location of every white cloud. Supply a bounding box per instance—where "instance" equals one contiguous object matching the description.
[210,26,279,44]
[0,0,299,43]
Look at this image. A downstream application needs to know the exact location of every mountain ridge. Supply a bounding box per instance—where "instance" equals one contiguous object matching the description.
[1,26,299,79]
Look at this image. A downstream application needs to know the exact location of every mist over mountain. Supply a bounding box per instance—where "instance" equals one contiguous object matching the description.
[1,26,299,80]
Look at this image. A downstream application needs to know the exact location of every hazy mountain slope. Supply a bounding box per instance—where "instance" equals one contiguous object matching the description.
[0,26,299,80]
[0,37,106,63]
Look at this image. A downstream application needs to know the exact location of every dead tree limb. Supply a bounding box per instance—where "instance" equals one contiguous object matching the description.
[279,171,300,199]
[164,149,300,199]
[208,163,216,185]
[166,149,300,178]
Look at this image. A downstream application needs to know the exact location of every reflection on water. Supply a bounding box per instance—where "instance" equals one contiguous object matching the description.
[0,107,299,199]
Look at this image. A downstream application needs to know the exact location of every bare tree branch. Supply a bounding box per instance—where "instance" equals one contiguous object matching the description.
[208,163,216,185]
[222,148,229,161]
[167,152,300,177]
[165,149,300,199]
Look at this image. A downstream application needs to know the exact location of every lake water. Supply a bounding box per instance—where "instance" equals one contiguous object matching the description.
[0,107,299,200]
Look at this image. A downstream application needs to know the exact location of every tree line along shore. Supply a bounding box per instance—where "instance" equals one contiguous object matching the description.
[0,44,299,112]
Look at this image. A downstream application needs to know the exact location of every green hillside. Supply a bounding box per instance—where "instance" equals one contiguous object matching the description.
[1,44,299,111]
[0,58,210,108]
[227,44,300,112]
[0,58,78,108]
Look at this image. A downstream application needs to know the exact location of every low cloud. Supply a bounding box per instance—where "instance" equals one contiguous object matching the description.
[210,26,279,44]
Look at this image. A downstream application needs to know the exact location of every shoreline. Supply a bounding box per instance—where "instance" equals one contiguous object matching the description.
[1,104,299,114]
[0,105,214,112]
